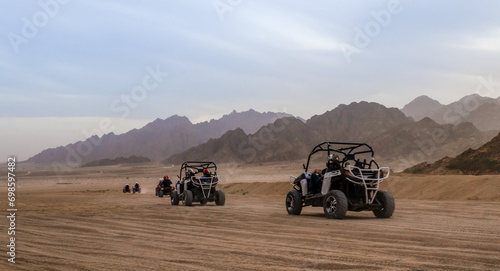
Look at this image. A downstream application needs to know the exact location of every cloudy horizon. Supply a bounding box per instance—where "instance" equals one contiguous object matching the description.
[1,0,500,160]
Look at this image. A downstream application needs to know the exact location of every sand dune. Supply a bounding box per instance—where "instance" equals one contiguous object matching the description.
[1,163,499,270]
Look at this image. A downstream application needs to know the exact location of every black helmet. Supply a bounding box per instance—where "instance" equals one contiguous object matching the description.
[326,159,335,167]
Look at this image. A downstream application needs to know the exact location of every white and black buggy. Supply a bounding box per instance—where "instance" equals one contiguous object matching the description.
[171,161,225,206]
[286,142,395,219]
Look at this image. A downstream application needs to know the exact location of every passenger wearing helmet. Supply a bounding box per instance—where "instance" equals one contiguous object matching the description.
[203,168,211,177]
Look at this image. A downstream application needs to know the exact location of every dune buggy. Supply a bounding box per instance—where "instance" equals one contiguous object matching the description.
[170,161,225,206]
[286,142,395,219]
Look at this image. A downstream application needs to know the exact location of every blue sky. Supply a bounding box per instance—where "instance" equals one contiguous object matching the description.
[1,0,500,160]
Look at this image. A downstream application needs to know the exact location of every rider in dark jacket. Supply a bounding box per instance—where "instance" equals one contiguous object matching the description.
[162,175,172,189]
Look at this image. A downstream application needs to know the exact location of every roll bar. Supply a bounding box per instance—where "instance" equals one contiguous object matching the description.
[178,161,217,179]
[303,142,375,172]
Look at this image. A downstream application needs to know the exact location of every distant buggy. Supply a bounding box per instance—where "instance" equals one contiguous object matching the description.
[170,161,225,206]
[123,184,131,193]
[286,142,395,219]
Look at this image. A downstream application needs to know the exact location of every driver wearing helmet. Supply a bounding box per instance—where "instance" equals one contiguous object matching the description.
[184,169,195,182]
[322,155,341,175]
[162,175,172,187]
[134,182,140,190]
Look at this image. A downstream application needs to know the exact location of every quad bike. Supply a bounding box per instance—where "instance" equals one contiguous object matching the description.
[286,142,395,219]
[123,184,131,193]
[133,186,141,194]
[171,161,225,206]
[156,181,173,197]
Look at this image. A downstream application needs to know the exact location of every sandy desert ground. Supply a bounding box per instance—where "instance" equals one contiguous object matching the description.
[1,162,499,270]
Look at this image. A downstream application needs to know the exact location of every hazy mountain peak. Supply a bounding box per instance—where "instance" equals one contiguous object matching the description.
[402,94,500,131]
[401,95,443,122]
[417,117,438,126]
[26,109,295,164]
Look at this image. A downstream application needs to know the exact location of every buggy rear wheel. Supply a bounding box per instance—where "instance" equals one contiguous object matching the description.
[159,190,164,197]
[170,191,179,205]
[323,190,348,219]
[286,190,303,215]
[183,190,193,206]
[373,190,395,218]
[215,190,225,206]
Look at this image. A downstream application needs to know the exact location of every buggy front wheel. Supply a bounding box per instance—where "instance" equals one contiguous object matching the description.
[183,190,193,206]
[323,190,348,219]
[286,190,303,215]
[170,191,179,205]
[215,190,226,206]
[373,190,395,218]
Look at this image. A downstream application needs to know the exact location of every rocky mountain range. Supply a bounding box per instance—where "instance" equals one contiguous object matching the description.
[404,132,500,175]
[165,117,324,164]
[401,94,500,131]
[166,101,497,171]
[27,95,500,172]
[81,155,151,167]
[26,110,294,165]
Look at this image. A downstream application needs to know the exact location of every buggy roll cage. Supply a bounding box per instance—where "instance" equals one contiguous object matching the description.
[178,161,217,180]
[303,142,379,172]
